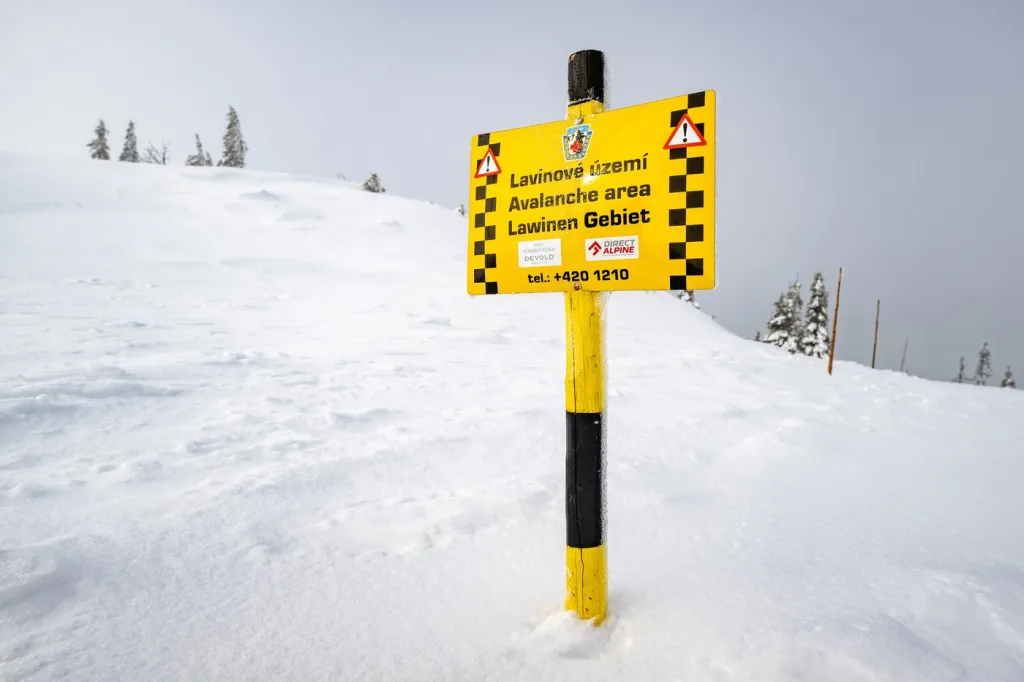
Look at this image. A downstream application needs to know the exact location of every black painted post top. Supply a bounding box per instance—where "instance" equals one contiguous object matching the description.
[567,49,605,106]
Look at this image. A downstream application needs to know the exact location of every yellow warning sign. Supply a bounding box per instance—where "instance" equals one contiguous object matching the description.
[466,90,716,295]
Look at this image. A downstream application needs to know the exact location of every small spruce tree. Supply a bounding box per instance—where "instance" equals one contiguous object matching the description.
[953,356,967,383]
[973,341,992,385]
[798,272,830,358]
[217,106,248,168]
[763,278,803,353]
[362,173,385,193]
[1000,366,1016,388]
[119,121,139,162]
[672,289,700,309]
[185,134,213,166]
[786,277,804,344]
[455,204,467,217]
[753,331,761,342]
[87,119,110,160]
[763,291,798,353]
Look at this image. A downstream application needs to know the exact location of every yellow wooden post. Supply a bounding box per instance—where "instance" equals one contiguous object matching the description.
[466,50,717,626]
[563,49,608,625]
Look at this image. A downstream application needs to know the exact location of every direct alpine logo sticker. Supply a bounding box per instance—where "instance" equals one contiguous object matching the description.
[586,236,639,261]
[562,124,593,162]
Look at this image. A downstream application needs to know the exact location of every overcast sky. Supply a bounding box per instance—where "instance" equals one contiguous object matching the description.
[3,0,1022,382]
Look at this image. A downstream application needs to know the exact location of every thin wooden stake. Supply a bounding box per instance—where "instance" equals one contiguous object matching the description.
[827,267,843,376]
[871,299,880,369]
[900,338,909,373]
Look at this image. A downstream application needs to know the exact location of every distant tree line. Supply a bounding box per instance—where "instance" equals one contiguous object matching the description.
[952,342,1015,388]
[746,274,1016,388]
[86,107,385,191]
[87,106,247,168]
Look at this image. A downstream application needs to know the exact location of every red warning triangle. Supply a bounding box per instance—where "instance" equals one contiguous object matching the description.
[474,147,502,178]
[664,113,706,150]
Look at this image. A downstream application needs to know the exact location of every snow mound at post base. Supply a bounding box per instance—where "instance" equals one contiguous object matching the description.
[2,151,1024,681]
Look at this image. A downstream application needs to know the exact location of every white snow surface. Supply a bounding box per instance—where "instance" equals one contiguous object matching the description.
[2,151,1024,681]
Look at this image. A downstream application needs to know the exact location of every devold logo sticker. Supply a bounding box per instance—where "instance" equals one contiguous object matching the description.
[518,238,561,268]
[585,236,639,261]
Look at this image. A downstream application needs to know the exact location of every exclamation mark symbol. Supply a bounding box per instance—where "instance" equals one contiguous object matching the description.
[681,121,688,143]
[485,156,491,172]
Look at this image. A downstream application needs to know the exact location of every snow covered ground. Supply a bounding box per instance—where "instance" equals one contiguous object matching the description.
[2,151,1023,681]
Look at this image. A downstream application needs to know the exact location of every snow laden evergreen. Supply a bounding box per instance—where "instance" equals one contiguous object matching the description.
[798,272,830,358]
[763,279,803,353]
[87,119,110,160]
[672,289,700,309]
[455,204,467,217]
[217,106,248,168]
[119,121,139,162]
[362,173,385,193]
[953,356,968,383]
[753,331,761,342]
[763,293,797,352]
[973,341,992,385]
[185,134,213,166]
[1000,366,1016,388]
[787,278,804,329]
[763,293,791,351]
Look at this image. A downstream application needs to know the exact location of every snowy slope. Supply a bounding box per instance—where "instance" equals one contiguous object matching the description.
[2,151,1023,681]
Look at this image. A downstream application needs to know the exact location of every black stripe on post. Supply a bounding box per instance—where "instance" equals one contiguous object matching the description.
[566,411,604,548]
[568,49,606,105]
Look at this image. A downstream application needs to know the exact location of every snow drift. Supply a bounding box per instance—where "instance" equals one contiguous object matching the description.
[2,151,1023,681]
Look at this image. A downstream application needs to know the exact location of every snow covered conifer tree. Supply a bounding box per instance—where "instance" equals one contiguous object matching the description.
[753,331,761,342]
[953,356,967,383]
[763,291,798,352]
[762,279,803,353]
[185,134,213,166]
[362,173,385,193]
[455,204,467,216]
[1000,366,1016,388]
[973,341,992,385]
[798,272,830,357]
[119,121,139,162]
[217,106,248,168]
[672,289,700,309]
[785,277,804,344]
[87,119,110,160]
